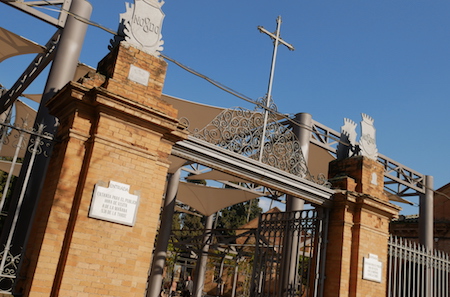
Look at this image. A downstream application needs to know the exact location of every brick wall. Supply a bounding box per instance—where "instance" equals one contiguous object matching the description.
[324,157,400,297]
[18,43,188,297]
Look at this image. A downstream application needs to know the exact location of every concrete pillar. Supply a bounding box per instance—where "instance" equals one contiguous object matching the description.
[146,168,181,297]
[281,113,312,292]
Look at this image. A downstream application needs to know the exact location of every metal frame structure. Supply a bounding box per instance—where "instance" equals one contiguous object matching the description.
[172,136,334,207]
[1,0,71,28]
[309,119,427,198]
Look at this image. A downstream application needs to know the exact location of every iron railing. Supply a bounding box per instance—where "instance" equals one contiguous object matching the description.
[388,236,450,297]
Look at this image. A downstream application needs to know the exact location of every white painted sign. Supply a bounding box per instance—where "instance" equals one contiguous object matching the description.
[128,64,150,86]
[363,253,382,283]
[89,181,140,226]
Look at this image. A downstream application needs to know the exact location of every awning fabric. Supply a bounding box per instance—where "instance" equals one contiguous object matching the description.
[176,181,262,216]
[186,170,250,184]
[0,160,21,176]
[0,27,44,63]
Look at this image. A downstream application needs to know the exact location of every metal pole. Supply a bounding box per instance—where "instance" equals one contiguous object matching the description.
[1,0,92,284]
[231,259,239,297]
[286,113,312,211]
[193,215,214,297]
[419,175,434,249]
[281,113,312,292]
[419,175,434,297]
[146,168,181,297]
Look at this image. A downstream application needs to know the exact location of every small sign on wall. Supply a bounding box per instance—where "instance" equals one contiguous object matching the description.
[363,253,382,283]
[128,64,150,86]
[89,180,140,226]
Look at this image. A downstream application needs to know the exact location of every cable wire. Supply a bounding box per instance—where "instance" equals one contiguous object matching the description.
[12,1,448,201]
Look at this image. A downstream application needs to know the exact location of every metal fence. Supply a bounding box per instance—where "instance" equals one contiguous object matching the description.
[388,236,450,297]
[250,209,328,297]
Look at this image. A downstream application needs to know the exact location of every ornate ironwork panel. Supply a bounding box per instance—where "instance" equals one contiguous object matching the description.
[192,107,309,178]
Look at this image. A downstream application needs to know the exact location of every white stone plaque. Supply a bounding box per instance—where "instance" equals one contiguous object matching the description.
[128,64,150,86]
[363,253,382,283]
[89,181,140,226]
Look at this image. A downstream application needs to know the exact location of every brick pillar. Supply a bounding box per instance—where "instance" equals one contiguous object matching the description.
[324,156,400,297]
[17,42,188,297]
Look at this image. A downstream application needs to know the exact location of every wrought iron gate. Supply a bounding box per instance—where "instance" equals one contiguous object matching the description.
[250,209,328,297]
[0,115,53,294]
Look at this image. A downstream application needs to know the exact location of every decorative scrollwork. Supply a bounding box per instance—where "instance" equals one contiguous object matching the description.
[193,107,309,178]
[0,247,21,293]
[255,96,278,112]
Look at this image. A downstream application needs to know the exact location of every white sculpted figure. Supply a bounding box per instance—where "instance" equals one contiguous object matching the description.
[112,0,165,56]
[337,118,357,160]
[359,113,378,160]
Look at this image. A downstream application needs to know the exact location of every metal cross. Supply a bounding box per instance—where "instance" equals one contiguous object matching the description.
[257,15,294,162]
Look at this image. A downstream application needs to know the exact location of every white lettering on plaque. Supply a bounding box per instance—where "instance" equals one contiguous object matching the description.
[89,181,140,226]
[128,64,150,86]
[363,253,382,283]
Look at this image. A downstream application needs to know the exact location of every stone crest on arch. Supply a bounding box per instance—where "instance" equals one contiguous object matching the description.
[114,0,165,56]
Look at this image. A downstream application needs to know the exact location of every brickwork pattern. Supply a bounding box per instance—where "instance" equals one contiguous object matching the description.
[18,43,188,297]
[324,157,400,297]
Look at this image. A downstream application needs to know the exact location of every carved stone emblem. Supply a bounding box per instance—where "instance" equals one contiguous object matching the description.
[359,113,378,160]
[336,113,378,160]
[114,0,165,56]
[337,118,357,160]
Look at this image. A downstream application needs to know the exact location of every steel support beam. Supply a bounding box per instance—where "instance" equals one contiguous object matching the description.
[1,0,71,28]
[0,30,61,114]
[172,136,334,207]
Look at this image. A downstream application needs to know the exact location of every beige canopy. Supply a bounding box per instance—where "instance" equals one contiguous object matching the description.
[0,27,44,63]
[0,160,21,176]
[176,181,262,216]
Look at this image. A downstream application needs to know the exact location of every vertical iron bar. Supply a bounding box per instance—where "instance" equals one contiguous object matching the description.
[0,126,26,212]
[0,124,43,274]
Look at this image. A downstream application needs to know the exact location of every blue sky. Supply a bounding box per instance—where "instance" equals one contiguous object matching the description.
[1,1,449,214]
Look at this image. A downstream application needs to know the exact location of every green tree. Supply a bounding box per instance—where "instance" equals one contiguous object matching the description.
[216,199,262,237]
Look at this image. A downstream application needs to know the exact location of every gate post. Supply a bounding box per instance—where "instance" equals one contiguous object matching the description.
[324,156,400,297]
[16,42,188,296]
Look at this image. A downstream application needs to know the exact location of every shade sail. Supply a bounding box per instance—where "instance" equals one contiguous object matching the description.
[0,160,21,176]
[0,100,37,159]
[22,63,95,104]
[168,155,188,174]
[176,181,262,216]
[186,170,250,184]
[161,94,226,132]
[0,27,44,63]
